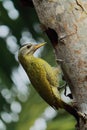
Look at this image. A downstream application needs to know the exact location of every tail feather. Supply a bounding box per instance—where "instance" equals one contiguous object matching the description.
[60,100,79,121]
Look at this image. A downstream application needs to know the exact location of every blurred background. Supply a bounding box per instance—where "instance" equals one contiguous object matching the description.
[0,0,76,130]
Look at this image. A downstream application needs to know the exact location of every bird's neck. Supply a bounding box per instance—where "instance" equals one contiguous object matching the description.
[19,54,35,70]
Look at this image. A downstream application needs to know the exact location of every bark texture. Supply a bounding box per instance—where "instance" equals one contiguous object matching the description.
[33,0,87,129]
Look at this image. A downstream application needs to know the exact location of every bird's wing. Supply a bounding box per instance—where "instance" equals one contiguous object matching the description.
[43,64,59,87]
[43,64,61,99]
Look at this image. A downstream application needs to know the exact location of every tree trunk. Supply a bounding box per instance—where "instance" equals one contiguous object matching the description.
[33,0,87,129]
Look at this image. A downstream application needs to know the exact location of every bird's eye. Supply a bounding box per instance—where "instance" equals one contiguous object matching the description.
[27,44,32,49]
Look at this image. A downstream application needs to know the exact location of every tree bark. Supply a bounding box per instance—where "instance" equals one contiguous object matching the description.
[33,0,87,129]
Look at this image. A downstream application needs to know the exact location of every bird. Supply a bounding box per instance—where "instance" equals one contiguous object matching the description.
[18,42,79,120]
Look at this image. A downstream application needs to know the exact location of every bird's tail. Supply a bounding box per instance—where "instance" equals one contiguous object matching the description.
[60,100,79,121]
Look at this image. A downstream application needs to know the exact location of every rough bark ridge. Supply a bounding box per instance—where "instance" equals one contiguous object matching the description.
[33,0,87,129]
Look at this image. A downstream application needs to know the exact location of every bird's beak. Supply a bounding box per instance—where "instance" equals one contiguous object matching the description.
[34,42,46,50]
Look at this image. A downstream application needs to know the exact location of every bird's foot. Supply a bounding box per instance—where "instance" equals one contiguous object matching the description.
[58,82,67,91]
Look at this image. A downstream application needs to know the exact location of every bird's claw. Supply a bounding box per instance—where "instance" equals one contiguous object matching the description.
[77,111,87,120]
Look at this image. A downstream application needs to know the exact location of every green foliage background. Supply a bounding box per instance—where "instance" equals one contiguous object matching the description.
[0,1,76,130]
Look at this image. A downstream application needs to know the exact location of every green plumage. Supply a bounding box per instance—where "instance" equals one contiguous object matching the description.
[19,54,61,108]
[18,43,79,120]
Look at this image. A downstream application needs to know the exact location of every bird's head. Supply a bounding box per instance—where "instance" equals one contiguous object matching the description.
[18,42,45,58]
